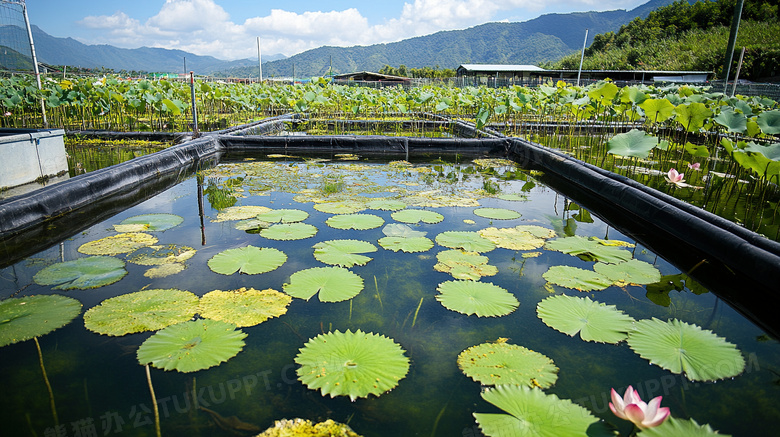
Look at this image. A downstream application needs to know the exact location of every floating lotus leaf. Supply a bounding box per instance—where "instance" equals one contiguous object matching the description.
[313,240,377,267]
[436,280,518,317]
[638,417,730,437]
[213,205,272,222]
[127,245,196,266]
[517,225,557,239]
[478,226,553,250]
[497,194,528,201]
[260,223,318,240]
[474,158,516,168]
[0,295,82,347]
[474,385,614,437]
[458,342,558,388]
[434,250,497,280]
[199,287,292,327]
[78,232,158,255]
[544,236,632,263]
[542,266,613,291]
[590,237,635,248]
[594,259,661,286]
[207,246,287,275]
[33,256,128,290]
[257,418,362,437]
[83,288,199,336]
[403,193,480,208]
[314,201,366,214]
[235,218,271,231]
[536,295,635,344]
[295,329,410,401]
[435,231,496,253]
[283,267,364,302]
[382,223,426,238]
[473,207,521,220]
[137,319,247,373]
[326,213,384,230]
[256,209,309,223]
[365,199,407,211]
[627,318,745,382]
[113,213,184,232]
[144,263,185,278]
[391,209,444,224]
[377,236,434,253]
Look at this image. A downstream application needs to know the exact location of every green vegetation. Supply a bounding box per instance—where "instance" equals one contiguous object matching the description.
[378,64,456,78]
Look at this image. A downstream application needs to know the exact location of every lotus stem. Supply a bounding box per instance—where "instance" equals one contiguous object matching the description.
[145,364,162,437]
[373,275,384,312]
[411,297,424,328]
[34,337,58,428]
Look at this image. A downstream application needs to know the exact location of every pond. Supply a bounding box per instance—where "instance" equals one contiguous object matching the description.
[0,155,778,437]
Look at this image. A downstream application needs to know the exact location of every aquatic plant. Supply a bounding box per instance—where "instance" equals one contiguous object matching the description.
[536,295,635,344]
[198,287,292,327]
[207,246,287,275]
[609,385,670,430]
[283,266,364,302]
[313,239,377,267]
[458,341,558,388]
[435,280,518,317]
[33,256,128,290]
[83,288,199,336]
[260,222,318,240]
[113,213,184,232]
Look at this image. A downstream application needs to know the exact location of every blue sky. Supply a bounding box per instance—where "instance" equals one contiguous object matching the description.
[26,0,648,60]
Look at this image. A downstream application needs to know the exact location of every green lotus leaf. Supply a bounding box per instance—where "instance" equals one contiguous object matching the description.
[391,209,444,224]
[283,267,364,302]
[377,236,434,253]
[127,245,196,266]
[365,199,407,211]
[542,266,613,292]
[326,213,384,230]
[627,318,745,382]
[713,108,747,134]
[313,201,366,214]
[33,256,128,290]
[78,232,158,255]
[212,205,272,222]
[234,218,271,231]
[458,342,558,388]
[295,329,410,401]
[382,223,426,238]
[607,129,659,158]
[473,207,521,220]
[436,280,518,317]
[256,208,309,223]
[207,246,287,275]
[83,288,199,336]
[497,194,528,201]
[516,225,556,239]
[0,295,82,347]
[434,250,497,280]
[137,319,247,373]
[478,226,551,251]
[199,287,292,328]
[536,295,635,344]
[113,213,184,232]
[474,385,615,437]
[757,109,780,135]
[313,240,378,267]
[638,417,731,437]
[544,236,632,263]
[435,231,496,253]
[593,259,661,286]
[260,223,318,240]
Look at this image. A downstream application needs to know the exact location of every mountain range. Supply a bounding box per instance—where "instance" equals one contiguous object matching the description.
[2,0,680,78]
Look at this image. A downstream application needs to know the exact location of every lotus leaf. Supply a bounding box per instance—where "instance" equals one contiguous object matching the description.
[33,256,128,290]
[497,194,528,201]
[314,201,366,214]
[627,318,745,381]
[260,223,318,240]
[434,250,497,280]
[593,259,661,286]
[199,288,291,327]
[713,109,747,134]
[0,295,82,347]
[207,246,287,275]
[256,209,309,223]
[382,223,426,238]
[283,267,364,302]
[458,342,558,388]
[326,213,384,230]
[638,417,730,437]
[137,319,247,373]
[473,208,521,220]
[436,280,518,317]
[542,266,613,291]
[234,218,271,231]
[544,236,632,263]
[404,194,480,208]
[377,236,434,253]
[435,231,495,252]
[213,206,272,222]
[127,245,196,266]
[474,385,614,437]
[313,240,377,267]
[365,199,407,211]
[757,109,780,135]
[78,233,158,255]
[144,263,186,278]
[83,288,199,336]
[607,129,659,158]
[257,418,362,437]
[113,213,184,232]
[391,209,444,224]
[536,295,635,343]
[474,158,516,168]
[478,226,551,250]
[295,330,410,401]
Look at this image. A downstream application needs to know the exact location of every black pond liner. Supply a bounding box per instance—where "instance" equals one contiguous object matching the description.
[1,114,779,338]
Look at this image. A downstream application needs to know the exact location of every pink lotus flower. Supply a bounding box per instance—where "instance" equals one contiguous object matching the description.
[610,386,670,429]
[664,168,685,186]
[688,162,701,171]
[3,112,10,117]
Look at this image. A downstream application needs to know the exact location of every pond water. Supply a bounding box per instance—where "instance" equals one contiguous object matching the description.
[1,155,778,437]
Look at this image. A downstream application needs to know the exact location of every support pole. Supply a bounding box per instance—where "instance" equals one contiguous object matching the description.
[257,37,263,82]
[21,1,47,127]
[722,0,744,93]
[731,47,746,97]
[577,29,589,87]
[189,71,198,137]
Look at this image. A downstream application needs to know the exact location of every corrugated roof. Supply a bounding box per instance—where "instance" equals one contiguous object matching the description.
[458,64,546,72]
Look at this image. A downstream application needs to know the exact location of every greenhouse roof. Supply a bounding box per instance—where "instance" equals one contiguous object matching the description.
[458,64,545,72]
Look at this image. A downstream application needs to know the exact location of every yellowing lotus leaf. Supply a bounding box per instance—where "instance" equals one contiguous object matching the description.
[78,233,158,255]
[199,287,292,327]
[212,205,272,222]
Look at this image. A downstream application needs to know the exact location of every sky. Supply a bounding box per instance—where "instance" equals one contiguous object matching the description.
[25,0,649,61]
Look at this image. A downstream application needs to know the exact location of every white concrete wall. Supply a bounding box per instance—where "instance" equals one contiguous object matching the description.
[0,129,67,189]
